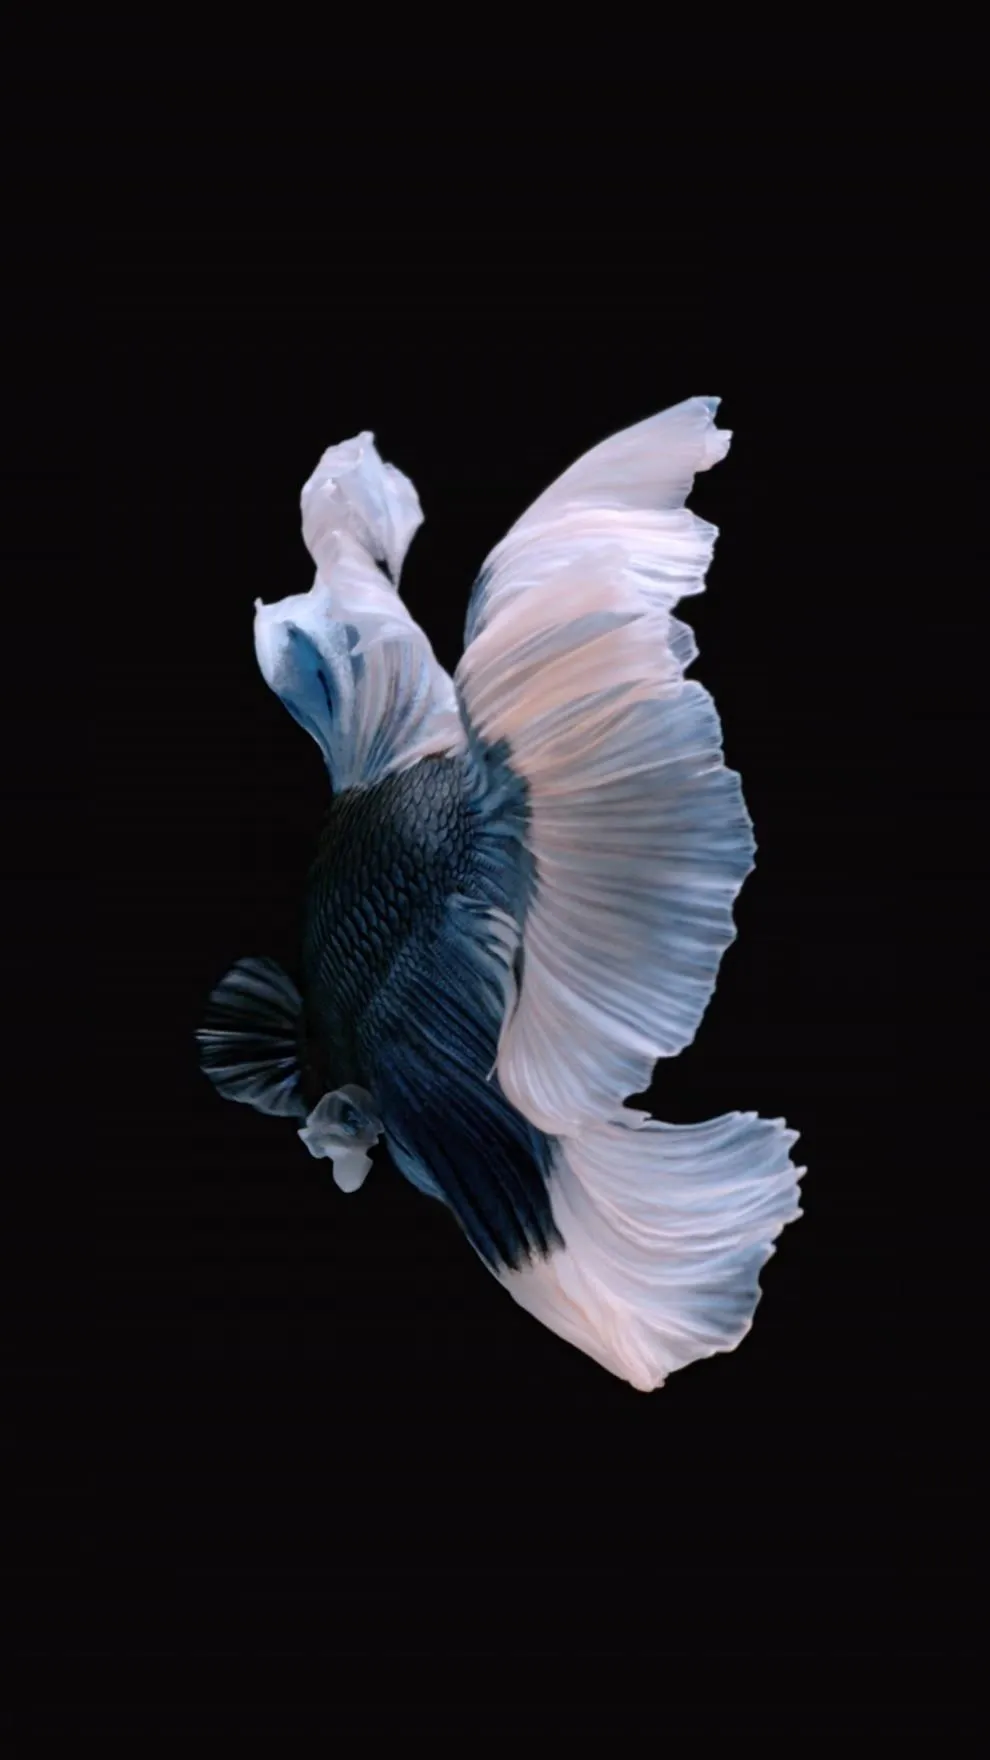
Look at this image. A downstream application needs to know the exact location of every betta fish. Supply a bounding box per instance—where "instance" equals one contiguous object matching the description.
[197,397,804,1392]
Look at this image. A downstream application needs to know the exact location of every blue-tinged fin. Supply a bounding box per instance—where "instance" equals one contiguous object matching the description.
[367,893,559,1272]
[383,1131,445,1203]
[196,956,308,1118]
[253,433,465,794]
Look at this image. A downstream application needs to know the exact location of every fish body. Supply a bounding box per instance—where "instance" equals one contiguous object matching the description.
[302,755,476,1102]
[198,403,805,1390]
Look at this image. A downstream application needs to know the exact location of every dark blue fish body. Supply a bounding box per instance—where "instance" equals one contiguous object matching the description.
[299,753,557,1267]
[198,409,805,1390]
[302,756,476,1097]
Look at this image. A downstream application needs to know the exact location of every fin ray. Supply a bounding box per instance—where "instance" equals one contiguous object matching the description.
[456,396,751,1133]
[196,956,307,1117]
[366,896,557,1270]
[497,1112,805,1391]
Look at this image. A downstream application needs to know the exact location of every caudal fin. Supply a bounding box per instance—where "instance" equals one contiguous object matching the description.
[196,956,308,1118]
[497,1113,805,1391]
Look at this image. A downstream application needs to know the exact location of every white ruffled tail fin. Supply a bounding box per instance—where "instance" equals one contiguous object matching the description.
[254,433,464,792]
[499,1113,804,1392]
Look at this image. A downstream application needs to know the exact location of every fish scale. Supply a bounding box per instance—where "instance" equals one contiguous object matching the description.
[301,754,478,1092]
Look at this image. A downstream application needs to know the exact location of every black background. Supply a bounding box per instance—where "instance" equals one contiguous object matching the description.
[7,123,969,1723]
